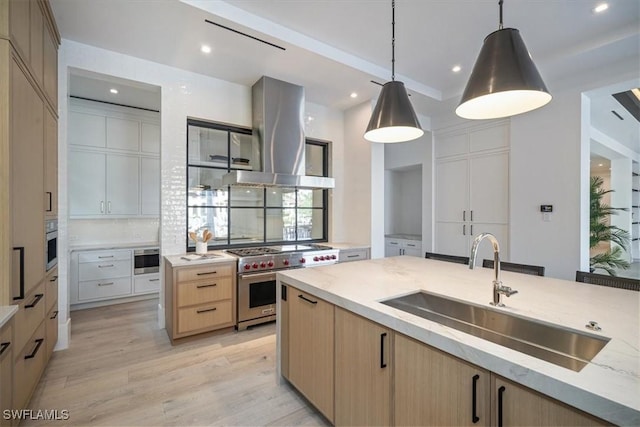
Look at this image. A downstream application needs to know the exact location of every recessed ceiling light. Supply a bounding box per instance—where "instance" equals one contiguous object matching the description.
[452,65,462,73]
[201,44,212,54]
[593,3,608,13]
[598,163,604,167]
[350,92,358,98]
[110,88,118,94]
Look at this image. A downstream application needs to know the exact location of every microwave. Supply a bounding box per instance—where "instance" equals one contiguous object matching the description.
[134,248,160,275]
[45,219,58,271]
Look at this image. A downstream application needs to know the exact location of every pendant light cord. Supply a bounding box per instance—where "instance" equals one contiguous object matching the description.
[391,0,395,81]
[498,0,504,29]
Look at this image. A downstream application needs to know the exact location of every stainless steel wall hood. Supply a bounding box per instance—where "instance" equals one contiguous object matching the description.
[222,76,335,189]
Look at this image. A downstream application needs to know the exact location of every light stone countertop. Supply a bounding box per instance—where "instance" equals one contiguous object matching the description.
[384,233,422,240]
[276,256,640,426]
[326,242,370,251]
[0,305,18,329]
[69,241,159,251]
[164,251,237,267]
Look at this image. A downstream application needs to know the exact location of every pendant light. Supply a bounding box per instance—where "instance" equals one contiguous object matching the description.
[456,0,551,120]
[364,0,423,143]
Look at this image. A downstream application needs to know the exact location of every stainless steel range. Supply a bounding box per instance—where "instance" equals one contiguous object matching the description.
[227,244,339,330]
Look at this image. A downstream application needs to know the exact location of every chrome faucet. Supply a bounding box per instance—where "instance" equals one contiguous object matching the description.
[469,232,518,307]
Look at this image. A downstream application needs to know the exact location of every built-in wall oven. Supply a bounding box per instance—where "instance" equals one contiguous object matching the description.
[134,248,160,275]
[45,219,58,271]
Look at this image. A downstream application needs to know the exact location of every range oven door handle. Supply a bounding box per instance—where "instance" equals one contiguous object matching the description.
[238,271,278,281]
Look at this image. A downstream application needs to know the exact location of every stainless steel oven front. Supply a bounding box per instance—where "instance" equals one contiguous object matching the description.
[45,219,58,271]
[134,248,160,275]
[237,271,278,330]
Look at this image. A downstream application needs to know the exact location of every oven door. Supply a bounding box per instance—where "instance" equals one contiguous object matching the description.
[237,271,276,328]
[45,230,57,271]
[134,248,160,275]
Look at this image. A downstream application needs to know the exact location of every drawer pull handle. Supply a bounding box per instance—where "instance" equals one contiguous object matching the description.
[25,293,44,309]
[13,247,25,300]
[50,276,58,282]
[46,192,52,212]
[98,264,114,268]
[347,254,359,258]
[197,283,217,289]
[196,271,217,276]
[298,294,318,305]
[380,332,387,368]
[24,338,44,360]
[196,307,217,314]
[0,342,10,356]
[498,385,506,427]
[98,282,114,287]
[472,374,480,423]
[50,310,58,320]
[98,256,114,259]
[149,278,160,282]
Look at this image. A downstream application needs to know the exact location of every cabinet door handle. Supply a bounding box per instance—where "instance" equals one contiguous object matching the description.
[98,282,114,287]
[463,210,466,221]
[472,374,480,423]
[463,225,466,236]
[380,332,387,368]
[196,283,217,289]
[471,225,473,235]
[24,338,44,360]
[196,307,217,314]
[25,293,44,309]
[498,385,506,427]
[407,244,416,247]
[12,247,25,300]
[0,342,10,356]
[46,192,52,212]
[298,294,317,305]
[281,285,287,301]
[149,278,160,282]
[196,271,217,276]
[98,255,114,259]
[108,201,112,213]
[100,201,104,213]
[346,254,359,258]
[471,210,474,221]
[98,264,114,268]
[49,276,58,282]
[50,310,59,320]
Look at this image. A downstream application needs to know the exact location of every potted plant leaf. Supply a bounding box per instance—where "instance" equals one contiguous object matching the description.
[590,175,630,275]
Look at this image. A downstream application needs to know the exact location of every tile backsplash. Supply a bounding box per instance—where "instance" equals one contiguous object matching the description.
[69,218,159,245]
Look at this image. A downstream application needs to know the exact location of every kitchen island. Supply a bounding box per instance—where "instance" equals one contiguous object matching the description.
[276,256,639,426]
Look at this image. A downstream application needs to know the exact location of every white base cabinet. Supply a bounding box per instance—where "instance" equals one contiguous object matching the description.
[385,238,422,257]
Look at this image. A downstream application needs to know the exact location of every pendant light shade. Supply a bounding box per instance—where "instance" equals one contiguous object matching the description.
[365,81,424,143]
[364,0,423,143]
[456,3,551,120]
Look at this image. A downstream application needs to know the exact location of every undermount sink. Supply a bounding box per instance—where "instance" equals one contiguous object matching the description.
[381,291,610,372]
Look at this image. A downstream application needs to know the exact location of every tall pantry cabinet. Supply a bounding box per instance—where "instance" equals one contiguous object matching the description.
[0,0,60,416]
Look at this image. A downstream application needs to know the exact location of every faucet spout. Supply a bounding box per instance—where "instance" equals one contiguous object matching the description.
[469,233,516,307]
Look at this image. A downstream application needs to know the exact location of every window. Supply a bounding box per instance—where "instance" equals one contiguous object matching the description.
[186,119,329,250]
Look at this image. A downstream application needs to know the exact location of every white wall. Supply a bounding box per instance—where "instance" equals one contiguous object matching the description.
[57,40,346,348]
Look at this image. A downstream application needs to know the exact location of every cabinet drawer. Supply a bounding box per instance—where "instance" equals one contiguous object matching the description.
[134,274,161,294]
[177,277,232,308]
[176,264,233,283]
[45,305,58,361]
[79,259,131,281]
[0,323,12,362]
[13,323,46,411]
[14,281,45,354]
[177,300,233,334]
[45,269,58,314]
[339,249,369,263]
[79,249,131,263]
[78,277,132,301]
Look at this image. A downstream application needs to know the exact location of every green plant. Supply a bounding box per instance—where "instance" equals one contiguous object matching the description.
[589,176,630,275]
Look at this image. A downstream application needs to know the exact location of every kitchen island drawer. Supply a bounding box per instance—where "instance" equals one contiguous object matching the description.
[134,274,160,294]
[79,259,131,281]
[14,281,46,354]
[45,268,58,314]
[177,300,233,334]
[79,249,131,263]
[78,277,132,301]
[177,277,232,307]
[13,323,46,411]
[176,264,233,282]
[45,305,58,361]
[338,248,370,263]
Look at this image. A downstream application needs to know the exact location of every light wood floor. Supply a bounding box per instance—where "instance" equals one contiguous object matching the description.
[24,299,329,426]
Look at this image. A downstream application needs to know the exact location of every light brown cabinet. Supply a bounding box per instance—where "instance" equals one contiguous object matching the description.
[164,261,237,343]
[334,307,391,426]
[0,319,13,427]
[44,106,57,217]
[44,266,58,362]
[13,321,45,411]
[287,286,334,422]
[395,333,491,426]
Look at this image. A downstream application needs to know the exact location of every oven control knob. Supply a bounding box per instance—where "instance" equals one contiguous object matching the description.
[267,261,274,267]
[260,262,266,268]
[244,264,251,270]
[331,254,337,260]
[300,258,306,263]
[252,263,259,269]
[313,256,319,261]
[283,259,290,266]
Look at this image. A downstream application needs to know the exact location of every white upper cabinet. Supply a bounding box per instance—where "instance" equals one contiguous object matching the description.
[106,155,139,215]
[106,117,139,151]
[141,157,160,216]
[69,111,106,148]
[69,150,106,216]
[141,123,160,154]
